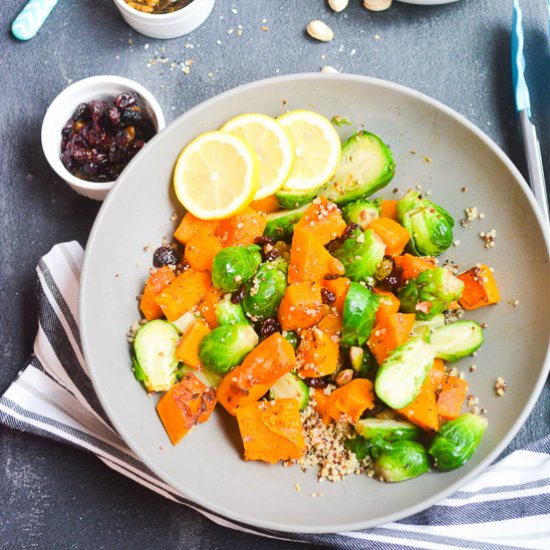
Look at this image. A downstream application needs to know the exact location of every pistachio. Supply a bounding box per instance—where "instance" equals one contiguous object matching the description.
[328,0,349,13]
[363,0,393,11]
[321,66,339,73]
[306,20,334,42]
[335,368,354,386]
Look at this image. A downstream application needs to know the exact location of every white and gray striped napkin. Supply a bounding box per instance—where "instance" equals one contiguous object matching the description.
[1,242,549,550]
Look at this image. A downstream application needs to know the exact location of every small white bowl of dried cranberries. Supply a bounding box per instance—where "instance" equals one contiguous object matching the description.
[41,75,165,201]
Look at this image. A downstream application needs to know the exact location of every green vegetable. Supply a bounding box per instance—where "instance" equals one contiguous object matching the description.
[397,190,454,257]
[242,263,287,321]
[375,440,430,482]
[429,413,488,471]
[211,245,262,292]
[342,198,381,229]
[332,227,386,282]
[263,206,308,242]
[355,418,421,442]
[215,294,249,326]
[398,267,465,321]
[342,283,380,346]
[374,337,435,409]
[345,435,376,461]
[331,114,352,127]
[430,321,484,362]
[318,131,395,204]
[269,372,310,410]
[198,323,258,374]
[132,320,179,392]
[283,330,300,350]
[275,187,320,210]
[410,314,446,342]
[348,346,374,377]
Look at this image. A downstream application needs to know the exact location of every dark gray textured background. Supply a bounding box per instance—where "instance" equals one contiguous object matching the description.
[1,0,549,548]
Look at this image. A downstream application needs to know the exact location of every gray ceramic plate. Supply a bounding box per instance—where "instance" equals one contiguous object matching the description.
[80,74,550,533]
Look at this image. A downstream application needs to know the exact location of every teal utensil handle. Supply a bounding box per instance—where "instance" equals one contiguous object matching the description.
[11,0,59,41]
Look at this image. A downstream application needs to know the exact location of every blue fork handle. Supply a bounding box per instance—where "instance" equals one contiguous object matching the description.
[12,0,59,41]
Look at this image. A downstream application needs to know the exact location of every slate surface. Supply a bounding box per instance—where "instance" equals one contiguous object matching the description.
[1,0,549,548]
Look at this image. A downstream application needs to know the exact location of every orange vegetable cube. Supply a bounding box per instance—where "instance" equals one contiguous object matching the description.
[216,207,267,247]
[174,212,219,245]
[436,375,468,421]
[325,379,375,423]
[235,399,306,463]
[198,288,222,329]
[311,388,332,425]
[457,264,500,310]
[175,319,212,368]
[250,195,280,214]
[139,266,176,321]
[287,227,345,283]
[322,277,350,314]
[367,217,411,256]
[184,234,223,272]
[429,358,446,391]
[317,311,343,334]
[367,312,416,365]
[156,373,217,445]
[373,288,400,325]
[217,333,296,415]
[296,327,340,378]
[397,375,439,431]
[294,196,347,245]
[393,253,436,281]
[380,199,399,221]
[278,282,324,331]
[155,268,212,321]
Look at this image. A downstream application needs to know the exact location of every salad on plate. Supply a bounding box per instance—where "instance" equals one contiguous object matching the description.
[128,109,499,484]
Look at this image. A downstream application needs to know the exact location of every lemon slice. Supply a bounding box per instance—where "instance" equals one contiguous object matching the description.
[173,131,260,220]
[277,110,341,191]
[221,113,294,200]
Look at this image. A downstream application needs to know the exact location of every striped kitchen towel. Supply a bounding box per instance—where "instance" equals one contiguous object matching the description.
[1,241,549,550]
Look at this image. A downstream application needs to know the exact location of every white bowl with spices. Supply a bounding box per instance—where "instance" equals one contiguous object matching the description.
[41,75,166,201]
[113,0,215,39]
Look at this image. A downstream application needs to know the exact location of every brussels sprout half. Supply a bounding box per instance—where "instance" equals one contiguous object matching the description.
[342,198,382,229]
[198,323,259,374]
[398,190,455,257]
[375,440,430,482]
[341,282,380,347]
[318,131,395,205]
[332,227,386,282]
[211,245,262,292]
[430,320,484,362]
[133,320,179,393]
[215,294,249,326]
[375,337,435,409]
[429,413,488,471]
[398,267,465,321]
[264,206,308,242]
[355,418,421,442]
[242,263,287,321]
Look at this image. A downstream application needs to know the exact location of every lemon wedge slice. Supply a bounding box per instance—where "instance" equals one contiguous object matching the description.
[277,110,341,191]
[221,113,294,200]
[173,131,260,220]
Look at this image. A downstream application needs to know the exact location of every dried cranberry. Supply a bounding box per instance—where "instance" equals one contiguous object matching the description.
[89,100,108,124]
[121,106,144,126]
[257,318,281,339]
[114,92,138,110]
[303,376,332,389]
[321,288,336,305]
[230,285,246,304]
[72,103,91,122]
[254,235,276,247]
[107,106,121,127]
[153,246,178,267]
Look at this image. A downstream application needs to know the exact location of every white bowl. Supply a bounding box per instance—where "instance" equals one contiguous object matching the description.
[41,75,165,201]
[113,0,215,39]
